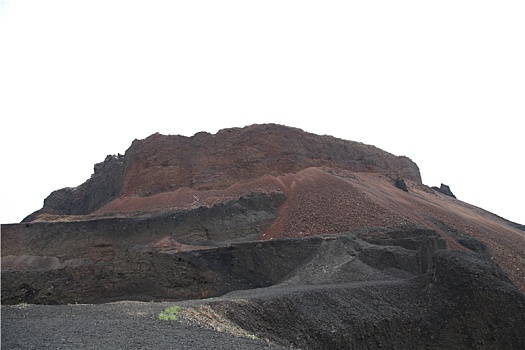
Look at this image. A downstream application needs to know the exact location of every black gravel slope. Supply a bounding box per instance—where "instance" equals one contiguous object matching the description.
[1,301,288,350]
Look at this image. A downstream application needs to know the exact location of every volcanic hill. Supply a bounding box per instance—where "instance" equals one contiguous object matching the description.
[2,124,525,349]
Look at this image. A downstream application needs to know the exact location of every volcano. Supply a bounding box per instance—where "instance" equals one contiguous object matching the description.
[2,124,524,349]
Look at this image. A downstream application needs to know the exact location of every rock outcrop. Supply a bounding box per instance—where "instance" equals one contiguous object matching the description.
[432,183,456,198]
[23,124,421,220]
[23,154,127,222]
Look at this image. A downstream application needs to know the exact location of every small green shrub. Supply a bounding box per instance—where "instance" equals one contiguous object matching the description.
[158,305,182,321]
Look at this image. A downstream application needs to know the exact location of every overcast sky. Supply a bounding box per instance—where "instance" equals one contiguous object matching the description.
[1,1,524,225]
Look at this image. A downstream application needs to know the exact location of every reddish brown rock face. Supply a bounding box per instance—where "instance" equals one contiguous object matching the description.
[120,125,421,197]
[24,124,421,220]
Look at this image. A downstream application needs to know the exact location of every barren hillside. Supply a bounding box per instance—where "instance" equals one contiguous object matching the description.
[2,124,524,349]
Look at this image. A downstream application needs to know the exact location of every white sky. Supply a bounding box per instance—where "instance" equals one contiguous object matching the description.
[1,1,524,225]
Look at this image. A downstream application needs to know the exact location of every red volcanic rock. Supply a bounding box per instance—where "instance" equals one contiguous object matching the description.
[24,124,420,220]
[120,124,421,196]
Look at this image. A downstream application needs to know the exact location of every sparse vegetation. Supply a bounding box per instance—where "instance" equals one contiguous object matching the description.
[181,305,258,340]
[158,305,182,321]
[15,302,29,309]
[157,304,258,340]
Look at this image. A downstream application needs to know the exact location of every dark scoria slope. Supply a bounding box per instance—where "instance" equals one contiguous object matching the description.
[2,124,525,349]
[199,245,525,349]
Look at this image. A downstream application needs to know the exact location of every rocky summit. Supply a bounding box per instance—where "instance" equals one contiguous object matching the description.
[2,124,524,349]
